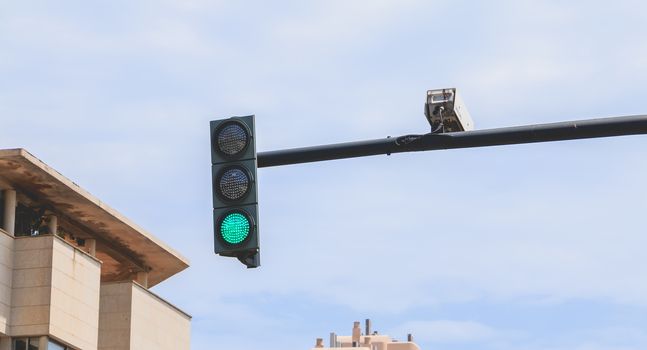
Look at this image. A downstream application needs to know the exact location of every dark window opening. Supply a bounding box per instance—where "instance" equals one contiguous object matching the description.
[14,203,47,237]
[13,338,26,350]
[12,337,39,350]
[12,337,73,350]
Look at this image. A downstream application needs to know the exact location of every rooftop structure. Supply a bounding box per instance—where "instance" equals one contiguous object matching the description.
[311,320,421,350]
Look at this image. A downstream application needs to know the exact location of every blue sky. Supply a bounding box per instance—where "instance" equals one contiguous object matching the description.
[2,1,647,349]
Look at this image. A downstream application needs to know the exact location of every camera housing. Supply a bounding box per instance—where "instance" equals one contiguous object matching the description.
[424,88,474,133]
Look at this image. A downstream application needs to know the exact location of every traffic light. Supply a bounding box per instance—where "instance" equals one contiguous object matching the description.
[210,116,260,268]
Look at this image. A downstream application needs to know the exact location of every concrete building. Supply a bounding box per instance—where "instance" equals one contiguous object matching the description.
[311,320,421,350]
[0,149,191,350]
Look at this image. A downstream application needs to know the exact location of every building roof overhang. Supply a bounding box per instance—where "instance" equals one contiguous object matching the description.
[0,148,189,287]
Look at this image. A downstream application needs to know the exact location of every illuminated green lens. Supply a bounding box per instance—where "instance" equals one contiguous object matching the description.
[220,212,250,244]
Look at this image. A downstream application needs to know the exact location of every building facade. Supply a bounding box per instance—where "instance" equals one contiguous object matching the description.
[310,321,421,350]
[0,149,190,350]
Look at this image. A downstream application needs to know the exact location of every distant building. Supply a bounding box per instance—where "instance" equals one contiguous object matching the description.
[0,149,191,350]
[311,320,420,350]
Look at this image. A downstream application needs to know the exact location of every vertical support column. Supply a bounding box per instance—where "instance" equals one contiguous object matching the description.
[135,271,149,288]
[86,239,96,257]
[0,191,14,350]
[2,189,16,235]
[47,215,57,236]
[329,332,337,348]
[352,321,361,345]
[38,336,48,350]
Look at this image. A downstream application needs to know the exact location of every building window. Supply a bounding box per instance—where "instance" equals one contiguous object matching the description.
[12,338,73,350]
[12,337,40,350]
[47,339,71,350]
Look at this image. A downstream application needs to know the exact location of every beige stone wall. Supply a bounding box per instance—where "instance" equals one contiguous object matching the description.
[98,281,191,350]
[49,237,101,350]
[0,229,12,335]
[98,282,132,350]
[11,235,53,337]
[130,283,191,350]
[11,235,102,349]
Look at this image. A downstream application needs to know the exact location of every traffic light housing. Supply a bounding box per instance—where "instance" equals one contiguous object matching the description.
[210,116,260,268]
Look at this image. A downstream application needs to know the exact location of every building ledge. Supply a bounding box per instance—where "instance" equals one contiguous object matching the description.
[12,234,103,266]
[133,281,192,319]
[102,280,192,319]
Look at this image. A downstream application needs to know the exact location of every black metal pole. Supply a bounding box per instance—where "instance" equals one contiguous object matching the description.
[257,115,647,168]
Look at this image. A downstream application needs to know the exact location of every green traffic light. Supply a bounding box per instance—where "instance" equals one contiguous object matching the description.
[220,212,250,244]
